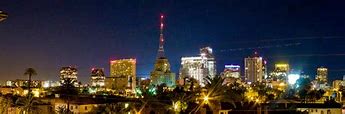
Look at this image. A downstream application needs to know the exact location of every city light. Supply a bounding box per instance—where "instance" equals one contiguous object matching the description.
[0,2,344,113]
[203,95,209,104]
[288,74,300,84]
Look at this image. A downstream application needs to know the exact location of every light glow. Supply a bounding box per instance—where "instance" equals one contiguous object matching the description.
[288,74,300,84]
[203,95,209,104]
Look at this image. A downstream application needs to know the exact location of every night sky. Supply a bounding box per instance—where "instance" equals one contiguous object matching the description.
[1,0,345,83]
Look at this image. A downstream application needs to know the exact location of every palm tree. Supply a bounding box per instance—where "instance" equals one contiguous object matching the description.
[252,82,271,102]
[196,75,232,113]
[170,90,195,113]
[0,95,12,113]
[16,95,39,114]
[133,87,159,114]
[227,82,247,102]
[24,68,37,96]
[55,78,79,113]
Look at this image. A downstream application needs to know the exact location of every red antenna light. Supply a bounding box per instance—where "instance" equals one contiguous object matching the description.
[159,13,165,34]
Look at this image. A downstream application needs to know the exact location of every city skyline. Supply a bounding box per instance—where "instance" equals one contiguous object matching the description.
[0,0,345,83]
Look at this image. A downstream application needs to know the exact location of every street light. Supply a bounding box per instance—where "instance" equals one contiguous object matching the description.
[203,95,209,104]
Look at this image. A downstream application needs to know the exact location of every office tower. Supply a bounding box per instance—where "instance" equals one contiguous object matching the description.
[60,66,78,84]
[269,63,290,81]
[244,52,265,83]
[332,80,343,90]
[316,67,328,84]
[179,47,216,87]
[200,47,216,78]
[180,57,205,84]
[109,59,136,90]
[90,68,106,87]
[150,14,176,87]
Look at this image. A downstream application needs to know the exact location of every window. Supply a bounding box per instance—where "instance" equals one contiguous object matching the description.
[85,106,88,110]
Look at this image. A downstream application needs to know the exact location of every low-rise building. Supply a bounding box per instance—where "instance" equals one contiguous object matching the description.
[296,103,342,114]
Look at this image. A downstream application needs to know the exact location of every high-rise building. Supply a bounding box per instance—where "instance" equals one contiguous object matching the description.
[0,11,7,22]
[244,52,265,83]
[332,80,343,90]
[200,47,216,78]
[90,68,106,87]
[179,47,216,87]
[180,57,205,83]
[108,59,136,91]
[275,64,289,72]
[269,63,290,81]
[316,67,328,84]
[222,65,240,79]
[59,66,78,84]
[150,14,176,87]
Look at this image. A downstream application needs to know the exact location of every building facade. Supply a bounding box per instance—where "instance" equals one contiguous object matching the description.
[90,68,106,87]
[179,47,216,87]
[332,80,343,90]
[200,47,216,78]
[59,66,78,84]
[316,67,328,84]
[109,59,136,91]
[269,63,290,82]
[222,65,240,79]
[244,52,265,83]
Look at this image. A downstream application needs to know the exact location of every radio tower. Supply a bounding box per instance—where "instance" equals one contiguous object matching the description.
[157,14,165,58]
[150,14,176,87]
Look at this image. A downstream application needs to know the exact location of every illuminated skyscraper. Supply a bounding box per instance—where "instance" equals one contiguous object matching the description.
[200,47,216,78]
[150,14,176,87]
[90,68,106,87]
[275,64,289,72]
[222,65,240,79]
[59,66,78,83]
[179,47,216,87]
[109,59,136,90]
[180,57,204,84]
[269,63,290,81]
[244,52,265,83]
[0,11,7,22]
[316,67,328,84]
[332,80,343,90]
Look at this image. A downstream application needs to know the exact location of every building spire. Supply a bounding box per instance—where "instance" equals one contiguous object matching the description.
[157,14,165,58]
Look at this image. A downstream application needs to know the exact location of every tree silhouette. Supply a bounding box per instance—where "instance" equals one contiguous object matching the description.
[55,78,79,113]
[24,68,37,96]
[200,75,237,113]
